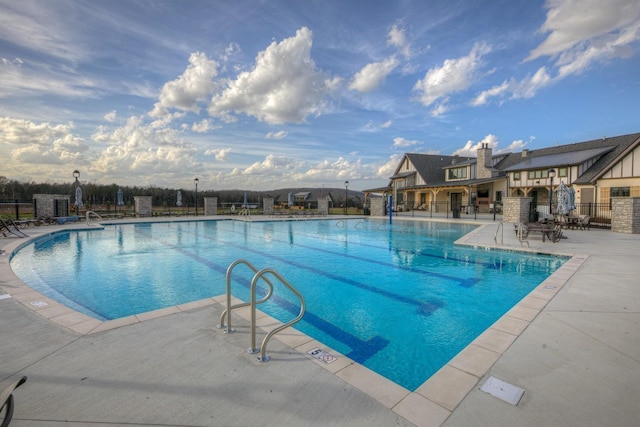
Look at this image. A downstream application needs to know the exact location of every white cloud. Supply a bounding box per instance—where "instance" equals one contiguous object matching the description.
[472,67,552,105]
[208,27,332,125]
[349,56,399,93]
[242,154,298,175]
[471,81,509,106]
[504,139,529,153]
[91,115,199,182]
[527,0,640,62]
[450,134,531,156]
[376,154,401,179]
[104,110,117,122]
[381,120,392,129]
[392,137,421,148]
[204,147,231,161]
[388,24,412,59]
[191,119,218,133]
[265,130,288,139]
[0,117,88,172]
[430,99,450,117]
[413,42,491,107]
[151,52,220,116]
[452,134,499,156]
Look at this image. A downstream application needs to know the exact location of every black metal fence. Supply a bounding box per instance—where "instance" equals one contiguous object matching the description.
[0,200,33,219]
[574,203,611,229]
[530,201,612,229]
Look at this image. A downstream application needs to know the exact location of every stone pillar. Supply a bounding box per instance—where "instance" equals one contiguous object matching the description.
[263,197,274,215]
[204,197,218,215]
[370,197,385,216]
[503,197,531,223]
[134,196,152,217]
[317,198,329,216]
[611,197,640,234]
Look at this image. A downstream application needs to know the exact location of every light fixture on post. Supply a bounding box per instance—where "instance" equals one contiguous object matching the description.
[194,178,199,216]
[344,180,349,215]
[548,168,556,216]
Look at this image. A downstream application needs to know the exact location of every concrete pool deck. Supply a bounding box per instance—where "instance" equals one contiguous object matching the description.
[1,215,639,426]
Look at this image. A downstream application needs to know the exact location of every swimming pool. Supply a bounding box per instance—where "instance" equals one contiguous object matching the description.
[10,218,566,390]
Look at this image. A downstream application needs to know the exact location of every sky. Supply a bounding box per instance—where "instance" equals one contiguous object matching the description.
[1,0,639,192]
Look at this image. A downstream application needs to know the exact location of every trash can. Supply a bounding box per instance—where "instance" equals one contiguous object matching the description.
[453,208,460,218]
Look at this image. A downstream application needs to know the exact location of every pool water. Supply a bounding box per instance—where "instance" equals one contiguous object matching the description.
[10,219,566,390]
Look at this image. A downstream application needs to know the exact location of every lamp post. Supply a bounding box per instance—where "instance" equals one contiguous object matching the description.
[194,177,199,216]
[344,180,349,215]
[73,170,80,213]
[548,168,556,216]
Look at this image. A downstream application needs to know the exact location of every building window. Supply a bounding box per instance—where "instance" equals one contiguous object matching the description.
[495,191,503,203]
[611,187,630,197]
[558,167,567,177]
[527,169,550,179]
[448,167,467,180]
[513,172,520,181]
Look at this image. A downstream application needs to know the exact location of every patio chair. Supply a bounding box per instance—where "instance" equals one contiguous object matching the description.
[0,219,29,238]
[0,376,27,427]
[578,215,590,230]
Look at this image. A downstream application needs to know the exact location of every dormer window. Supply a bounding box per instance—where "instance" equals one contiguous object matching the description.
[448,166,467,180]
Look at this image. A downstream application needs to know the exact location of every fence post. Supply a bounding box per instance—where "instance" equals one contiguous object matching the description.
[14,198,19,220]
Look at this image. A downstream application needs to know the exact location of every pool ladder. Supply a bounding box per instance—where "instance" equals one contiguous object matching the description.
[86,210,103,225]
[217,259,306,362]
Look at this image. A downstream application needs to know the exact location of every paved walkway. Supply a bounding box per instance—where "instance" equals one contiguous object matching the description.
[1,215,639,426]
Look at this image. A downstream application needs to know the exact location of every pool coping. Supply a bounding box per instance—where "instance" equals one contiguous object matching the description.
[0,218,586,427]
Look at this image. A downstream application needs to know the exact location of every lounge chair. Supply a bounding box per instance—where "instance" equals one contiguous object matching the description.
[0,376,27,427]
[546,224,564,243]
[0,219,29,238]
[578,215,590,230]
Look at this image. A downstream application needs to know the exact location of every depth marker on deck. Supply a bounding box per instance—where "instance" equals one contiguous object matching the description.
[307,347,337,364]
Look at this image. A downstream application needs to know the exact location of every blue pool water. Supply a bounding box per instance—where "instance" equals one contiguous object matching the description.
[10,219,566,390]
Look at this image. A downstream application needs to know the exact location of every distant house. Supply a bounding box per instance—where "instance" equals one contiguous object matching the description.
[364,132,640,217]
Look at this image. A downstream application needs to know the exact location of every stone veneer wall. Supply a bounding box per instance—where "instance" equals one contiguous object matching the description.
[204,197,218,215]
[262,197,274,215]
[611,197,640,234]
[33,194,71,218]
[133,196,152,217]
[370,197,385,216]
[502,197,531,223]
[317,198,328,215]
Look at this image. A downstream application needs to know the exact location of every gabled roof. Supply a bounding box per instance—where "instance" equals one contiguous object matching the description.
[395,153,471,186]
[497,132,640,184]
[501,146,616,171]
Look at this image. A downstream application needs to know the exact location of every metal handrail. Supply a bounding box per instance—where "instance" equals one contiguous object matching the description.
[85,210,103,225]
[217,259,274,334]
[515,223,530,248]
[494,222,503,245]
[248,268,306,362]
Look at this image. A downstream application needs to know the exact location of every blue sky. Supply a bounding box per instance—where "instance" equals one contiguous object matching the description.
[1,0,639,191]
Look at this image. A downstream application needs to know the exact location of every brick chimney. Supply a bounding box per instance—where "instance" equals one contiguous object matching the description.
[476,143,495,179]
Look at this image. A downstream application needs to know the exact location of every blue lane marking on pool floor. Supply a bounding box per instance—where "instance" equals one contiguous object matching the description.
[135,226,391,363]
[215,221,483,288]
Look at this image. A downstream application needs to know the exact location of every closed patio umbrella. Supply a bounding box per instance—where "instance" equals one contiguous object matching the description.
[117,188,124,206]
[556,182,571,215]
[568,186,576,211]
[176,191,182,207]
[74,186,84,209]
